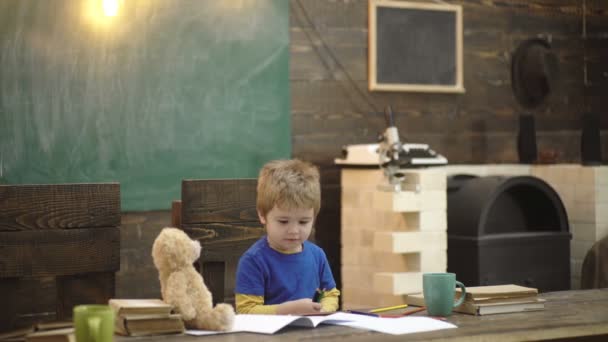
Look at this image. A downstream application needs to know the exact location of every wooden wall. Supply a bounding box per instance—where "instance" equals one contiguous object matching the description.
[290,0,608,290]
[116,0,607,299]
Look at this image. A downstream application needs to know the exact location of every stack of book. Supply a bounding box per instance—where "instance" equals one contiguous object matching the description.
[0,321,74,342]
[109,299,185,336]
[406,284,546,315]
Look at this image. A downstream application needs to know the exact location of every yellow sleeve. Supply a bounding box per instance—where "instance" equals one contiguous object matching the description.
[320,287,340,312]
[235,293,278,314]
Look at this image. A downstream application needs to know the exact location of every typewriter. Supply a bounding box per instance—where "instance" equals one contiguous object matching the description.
[335,106,447,191]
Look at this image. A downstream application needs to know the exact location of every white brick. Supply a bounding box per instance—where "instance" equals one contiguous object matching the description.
[444,165,486,177]
[571,222,598,242]
[341,186,362,209]
[341,169,384,187]
[373,190,446,212]
[380,253,418,272]
[373,231,447,253]
[571,240,595,260]
[597,203,608,226]
[568,203,596,223]
[419,210,447,231]
[342,229,375,247]
[375,211,415,232]
[595,167,608,186]
[376,211,446,232]
[409,169,446,191]
[485,164,530,177]
[553,183,575,208]
[596,185,608,204]
[342,266,374,289]
[531,165,549,180]
[341,207,360,232]
[420,249,447,272]
[595,223,608,240]
[374,272,423,295]
[562,165,580,184]
[577,166,596,185]
[574,185,595,204]
[342,247,374,267]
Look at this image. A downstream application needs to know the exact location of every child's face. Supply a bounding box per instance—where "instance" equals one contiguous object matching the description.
[259,205,314,253]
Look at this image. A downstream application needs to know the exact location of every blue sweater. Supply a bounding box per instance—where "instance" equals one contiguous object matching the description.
[235,236,336,305]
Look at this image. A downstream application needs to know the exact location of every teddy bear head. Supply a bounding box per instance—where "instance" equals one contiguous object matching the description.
[152,227,202,272]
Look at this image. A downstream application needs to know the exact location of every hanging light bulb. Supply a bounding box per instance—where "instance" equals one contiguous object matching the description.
[102,0,121,17]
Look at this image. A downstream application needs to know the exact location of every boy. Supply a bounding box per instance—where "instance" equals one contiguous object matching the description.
[235,159,340,315]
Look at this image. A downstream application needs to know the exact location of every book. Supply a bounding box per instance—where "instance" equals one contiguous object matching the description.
[115,313,185,336]
[470,298,546,315]
[108,299,173,316]
[0,326,35,342]
[34,322,73,332]
[406,292,545,315]
[455,284,538,301]
[186,312,457,336]
[25,328,74,342]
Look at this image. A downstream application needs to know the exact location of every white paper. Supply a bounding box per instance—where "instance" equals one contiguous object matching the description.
[185,313,457,336]
[185,313,353,335]
[338,316,457,335]
[233,314,303,334]
[184,330,224,336]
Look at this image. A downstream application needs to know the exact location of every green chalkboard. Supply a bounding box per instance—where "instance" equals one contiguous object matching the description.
[0,0,290,211]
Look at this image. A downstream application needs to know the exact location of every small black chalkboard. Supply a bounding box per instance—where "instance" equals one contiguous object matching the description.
[368,1,464,93]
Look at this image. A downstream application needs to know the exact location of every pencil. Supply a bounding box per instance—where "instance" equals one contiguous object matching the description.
[369,304,409,313]
[401,306,426,316]
[347,310,379,317]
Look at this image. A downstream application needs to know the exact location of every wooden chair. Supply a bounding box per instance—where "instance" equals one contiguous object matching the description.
[0,183,120,331]
[178,179,264,305]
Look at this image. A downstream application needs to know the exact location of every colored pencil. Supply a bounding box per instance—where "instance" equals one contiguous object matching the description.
[369,304,409,313]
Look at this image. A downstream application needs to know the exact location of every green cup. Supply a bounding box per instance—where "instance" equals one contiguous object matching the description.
[422,273,466,317]
[73,305,115,342]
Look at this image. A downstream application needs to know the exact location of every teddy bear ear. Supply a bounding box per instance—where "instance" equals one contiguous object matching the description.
[191,239,202,260]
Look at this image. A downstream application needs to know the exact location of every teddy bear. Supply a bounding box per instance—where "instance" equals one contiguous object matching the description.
[151,227,235,331]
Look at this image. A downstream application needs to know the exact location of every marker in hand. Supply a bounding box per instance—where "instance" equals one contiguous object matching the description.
[313,288,326,303]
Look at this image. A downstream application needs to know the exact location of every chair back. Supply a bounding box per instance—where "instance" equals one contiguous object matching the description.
[180,179,264,305]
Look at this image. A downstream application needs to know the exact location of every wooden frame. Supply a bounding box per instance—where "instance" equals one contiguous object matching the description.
[368,0,464,93]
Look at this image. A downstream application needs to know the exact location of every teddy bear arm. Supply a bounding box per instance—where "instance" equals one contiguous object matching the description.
[165,271,196,320]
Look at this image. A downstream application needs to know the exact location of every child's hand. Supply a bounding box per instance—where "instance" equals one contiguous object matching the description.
[276,298,322,315]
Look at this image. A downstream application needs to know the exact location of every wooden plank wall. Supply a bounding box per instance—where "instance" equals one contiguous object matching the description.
[290,0,608,289]
[0,184,120,330]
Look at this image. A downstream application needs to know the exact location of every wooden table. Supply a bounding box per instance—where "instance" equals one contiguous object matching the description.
[117,289,608,342]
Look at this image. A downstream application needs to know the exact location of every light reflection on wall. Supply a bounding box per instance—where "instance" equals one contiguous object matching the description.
[82,0,122,32]
[102,0,121,17]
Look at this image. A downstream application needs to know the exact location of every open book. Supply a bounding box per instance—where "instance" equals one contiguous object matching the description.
[226,313,352,334]
[186,312,456,335]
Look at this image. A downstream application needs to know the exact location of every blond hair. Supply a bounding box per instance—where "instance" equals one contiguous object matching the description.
[256,159,321,218]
